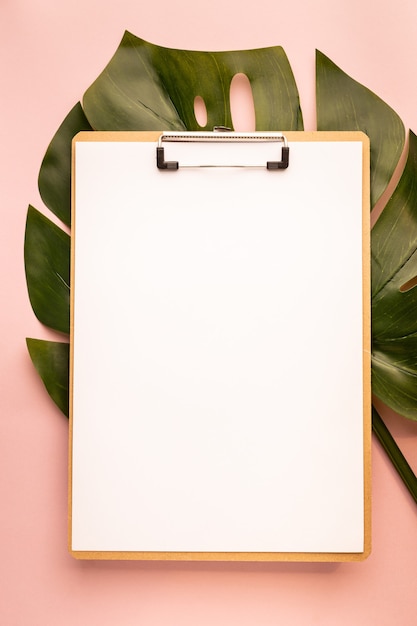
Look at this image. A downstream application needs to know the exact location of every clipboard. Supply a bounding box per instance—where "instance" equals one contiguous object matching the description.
[69,130,371,561]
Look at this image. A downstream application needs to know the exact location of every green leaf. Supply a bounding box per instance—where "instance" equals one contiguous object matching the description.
[372,407,417,503]
[38,102,93,227]
[24,205,70,334]
[371,131,417,420]
[372,131,417,303]
[26,338,69,416]
[316,50,405,208]
[83,31,303,132]
[372,337,417,420]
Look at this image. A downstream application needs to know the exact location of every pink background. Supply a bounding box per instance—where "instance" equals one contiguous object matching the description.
[1,0,417,624]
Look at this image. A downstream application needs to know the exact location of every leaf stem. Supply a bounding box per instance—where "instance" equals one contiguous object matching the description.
[372,406,417,504]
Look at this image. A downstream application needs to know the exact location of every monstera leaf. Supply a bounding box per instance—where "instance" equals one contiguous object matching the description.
[316,50,405,208]
[83,31,304,132]
[371,131,417,420]
[24,205,70,334]
[25,33,417,502]
[26,339,69,416]
[316,52,417,421]
[38,102,93,227]
[316,52,417,501]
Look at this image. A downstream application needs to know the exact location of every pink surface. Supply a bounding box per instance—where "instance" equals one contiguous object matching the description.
[1,0,417,624]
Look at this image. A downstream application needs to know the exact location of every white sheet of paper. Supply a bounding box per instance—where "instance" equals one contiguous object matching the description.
[71,137,365,554]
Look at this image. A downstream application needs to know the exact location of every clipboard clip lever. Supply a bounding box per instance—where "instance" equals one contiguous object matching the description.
[156,131,289,170]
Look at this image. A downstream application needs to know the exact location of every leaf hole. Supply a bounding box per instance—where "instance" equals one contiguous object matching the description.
[230,73,255,131]
[399,276,417,293]
[194,96,207,128]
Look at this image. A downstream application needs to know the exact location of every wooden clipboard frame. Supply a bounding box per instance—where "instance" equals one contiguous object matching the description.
[69,130,371,562]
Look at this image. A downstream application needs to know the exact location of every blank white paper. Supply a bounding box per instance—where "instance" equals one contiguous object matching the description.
[71,136,366,554]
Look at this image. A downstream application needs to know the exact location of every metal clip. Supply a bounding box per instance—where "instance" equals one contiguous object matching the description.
[156,131,289,170]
